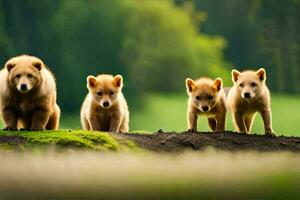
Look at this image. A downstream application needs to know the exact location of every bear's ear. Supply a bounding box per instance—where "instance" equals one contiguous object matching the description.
[213,77,223,92]
[231,69,240,82]
[87,76,97,88]
[6,63,15,72]
[113,75,123,88]
[186,78,195,93]
[256,68,266,81]
[33,61,43,71]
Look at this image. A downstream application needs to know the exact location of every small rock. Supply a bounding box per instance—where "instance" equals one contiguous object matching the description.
[157,129,164,133]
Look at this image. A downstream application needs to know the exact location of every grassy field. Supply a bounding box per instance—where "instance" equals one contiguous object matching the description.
[61,93,300,136]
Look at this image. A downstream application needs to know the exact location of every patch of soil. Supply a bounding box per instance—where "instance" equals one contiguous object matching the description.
[114,131,300,152]
[0,136,26,144]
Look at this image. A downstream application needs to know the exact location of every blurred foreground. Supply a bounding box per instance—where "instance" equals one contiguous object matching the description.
[0,150,299,200]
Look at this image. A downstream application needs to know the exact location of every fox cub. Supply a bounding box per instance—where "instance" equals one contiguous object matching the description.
[227,68,275,136]
[80,74,129,132]
[186,77,226,132]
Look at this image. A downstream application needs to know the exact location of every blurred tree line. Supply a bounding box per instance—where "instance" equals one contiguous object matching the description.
[0,0,299,113]
[188,0,300,93]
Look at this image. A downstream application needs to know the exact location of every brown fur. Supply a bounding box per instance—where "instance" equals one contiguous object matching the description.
[80,74,129,132]
[227,68,275,136]
[0,55,60,131]
[186,77,226,132]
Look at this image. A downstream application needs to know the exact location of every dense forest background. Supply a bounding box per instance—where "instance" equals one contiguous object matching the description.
[0,0,299,113]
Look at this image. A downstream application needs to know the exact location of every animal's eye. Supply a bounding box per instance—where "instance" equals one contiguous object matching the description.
[239,83,244,88]
[97,91,103,96]
[251,82,257,87]
[207,95,214,100]
[110,91,114,95]
[15,74,21,79]
[196,96,201,100]
[27,74,33,78]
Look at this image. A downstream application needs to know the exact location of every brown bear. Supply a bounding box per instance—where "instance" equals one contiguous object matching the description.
[0,55,60,131]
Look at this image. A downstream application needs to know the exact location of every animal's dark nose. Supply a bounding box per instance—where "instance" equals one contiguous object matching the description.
[202,106,209,112]
[20,84,27,90]
[103,101,110,108]
[244,92,251,98]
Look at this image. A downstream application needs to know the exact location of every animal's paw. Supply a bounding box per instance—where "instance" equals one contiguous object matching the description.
[31,126,45,131]
[265,130,276,137]
[187,128,197,133]
[20,128,30,131]
[3,126,18,131]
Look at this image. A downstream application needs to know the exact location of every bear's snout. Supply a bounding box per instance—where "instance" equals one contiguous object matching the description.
[102,101,110,108]
[18,83,31,93]
[20,84,27,91]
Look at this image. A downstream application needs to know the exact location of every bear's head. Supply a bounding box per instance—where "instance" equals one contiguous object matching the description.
[186,77,223,112]
[5,55,44,94]
[87,74,123,109]
[231,68,267,100]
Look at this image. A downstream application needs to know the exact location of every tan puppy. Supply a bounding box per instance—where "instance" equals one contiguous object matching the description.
[186,77,226,132]
[0,55,60,131]
[227,68,275,136]
[81,74,129,132]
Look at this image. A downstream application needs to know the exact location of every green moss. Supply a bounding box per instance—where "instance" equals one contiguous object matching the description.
[0,130,138,152]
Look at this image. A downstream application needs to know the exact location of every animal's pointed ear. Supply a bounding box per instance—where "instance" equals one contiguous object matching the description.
[231,69,240,82]
[87,75,97,88]
[256,68,266,81]
[113,75,123,88]
[6,63,15,72]
[186,78,195,93]
[213,77,223,91]
[33,61,43,71]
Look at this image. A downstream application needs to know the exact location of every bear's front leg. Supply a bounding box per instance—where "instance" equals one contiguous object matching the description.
[109,114,122,132]
[2,107,18,131]
[88,115,102,131]
[215,112,226,132]
[233,112,247,133]
[31,108,51,131]
[187,110,198,132]
[261,109,276,136]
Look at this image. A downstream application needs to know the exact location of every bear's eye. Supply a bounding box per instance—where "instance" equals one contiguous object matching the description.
[97,91,103,96]
[27,74,33,79]
[239,83,244,88]
[196,96,201,100]
[110,91,114,95]
[251,82,257,87]
[15,74,21,79]
[207,95,214,100]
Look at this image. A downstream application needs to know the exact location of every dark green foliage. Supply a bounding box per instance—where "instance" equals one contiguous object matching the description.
[194,0,300,92]
[122,0,228,92]
[0,0,228,113]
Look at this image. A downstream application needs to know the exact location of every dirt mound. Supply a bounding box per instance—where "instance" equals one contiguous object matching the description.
[115,131,300,152]
[1,131,300,152]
